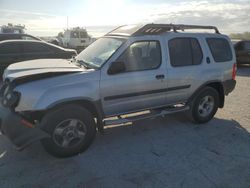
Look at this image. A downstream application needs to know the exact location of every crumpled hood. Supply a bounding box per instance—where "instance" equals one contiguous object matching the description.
[3,59,84,82]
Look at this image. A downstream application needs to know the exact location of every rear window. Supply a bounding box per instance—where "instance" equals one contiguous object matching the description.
[206,38,232,62]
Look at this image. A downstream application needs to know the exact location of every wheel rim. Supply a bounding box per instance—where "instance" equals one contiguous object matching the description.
[52,119,87,148]
[198,95,215,117]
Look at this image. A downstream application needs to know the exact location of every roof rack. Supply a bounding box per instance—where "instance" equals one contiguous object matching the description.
[106,24,220,37]
[133,24,220,36]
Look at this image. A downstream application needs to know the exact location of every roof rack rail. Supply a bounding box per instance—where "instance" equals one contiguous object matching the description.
[132,24,220,36]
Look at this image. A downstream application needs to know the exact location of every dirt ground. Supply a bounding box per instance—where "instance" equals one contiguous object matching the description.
[0,66,250,188]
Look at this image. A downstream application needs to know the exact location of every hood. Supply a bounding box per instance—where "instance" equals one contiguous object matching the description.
[3,59,85,82]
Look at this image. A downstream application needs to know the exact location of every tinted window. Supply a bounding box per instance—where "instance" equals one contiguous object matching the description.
[169,38,203,66]
[71,31,79,38]
[244,42,250,50]
[117,41,161,72]
[191,39,203,65]
[234,42,244,51]
[206,38,232,62]
[22,43,51,53]
[80,31,88,38]
[0,43,21,54]
[0,35,20,41]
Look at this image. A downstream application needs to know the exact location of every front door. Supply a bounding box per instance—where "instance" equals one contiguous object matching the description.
[101,40,168,116]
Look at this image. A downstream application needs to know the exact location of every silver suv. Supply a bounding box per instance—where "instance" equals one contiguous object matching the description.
[0,24,236,157]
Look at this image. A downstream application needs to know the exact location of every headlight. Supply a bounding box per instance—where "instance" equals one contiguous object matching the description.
[2,91,21,108]
[0,83,21,108]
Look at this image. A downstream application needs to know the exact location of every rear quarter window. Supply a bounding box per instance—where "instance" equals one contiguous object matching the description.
[206,38,233,62]
[22,43,52,53]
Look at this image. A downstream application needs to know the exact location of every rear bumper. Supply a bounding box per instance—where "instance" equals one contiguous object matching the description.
[0,105,49,150]
[223,79,236,95]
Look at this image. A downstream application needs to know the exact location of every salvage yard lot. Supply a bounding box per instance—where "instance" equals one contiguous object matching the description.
[0,66,250,188]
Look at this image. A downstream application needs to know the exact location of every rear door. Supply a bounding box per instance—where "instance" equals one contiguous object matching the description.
[165,34,204,104]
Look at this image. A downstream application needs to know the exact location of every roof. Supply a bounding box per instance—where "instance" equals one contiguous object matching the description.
[0,39,74,51]
[0,33,41,41]
[0,39,44,44]
[106,24,220,37]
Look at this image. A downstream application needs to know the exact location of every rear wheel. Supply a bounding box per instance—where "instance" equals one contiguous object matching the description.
[190,87,219,123]
[40,104,96,158]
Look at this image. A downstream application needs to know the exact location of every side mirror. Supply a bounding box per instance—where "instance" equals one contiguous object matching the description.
[108,61,126,75]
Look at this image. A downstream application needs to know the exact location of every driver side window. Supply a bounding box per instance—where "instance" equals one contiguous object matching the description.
[117,41,161,72]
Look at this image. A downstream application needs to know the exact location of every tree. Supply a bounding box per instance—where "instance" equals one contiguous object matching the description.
[230,32,250,40]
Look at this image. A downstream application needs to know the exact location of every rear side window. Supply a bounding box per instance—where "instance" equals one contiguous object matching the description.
[0,43,21,54]
[206,38,232,62]
[168,38,203,67]
[244,42,250,50]
[0,35,20,41]
[22,43,51,53]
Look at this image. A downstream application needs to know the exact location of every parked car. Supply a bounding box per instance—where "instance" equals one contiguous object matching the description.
[0,24,236,158]
[0,33,41,41]
[0,40,77,75]
[234,40,250,65]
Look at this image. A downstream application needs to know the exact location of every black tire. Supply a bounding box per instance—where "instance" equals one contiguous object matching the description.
[40,104,96,158]
[190,87,219,124]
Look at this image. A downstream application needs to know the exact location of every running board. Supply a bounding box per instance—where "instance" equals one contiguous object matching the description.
[104,105,190,126]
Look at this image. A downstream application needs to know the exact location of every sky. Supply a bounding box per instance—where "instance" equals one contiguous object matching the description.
[0,0,250,37]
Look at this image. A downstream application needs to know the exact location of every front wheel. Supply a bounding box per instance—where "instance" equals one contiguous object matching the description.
[40,105,96,158]
[190,87,219,123]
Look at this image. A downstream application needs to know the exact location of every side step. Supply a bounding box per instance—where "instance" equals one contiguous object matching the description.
[104,105,190,126]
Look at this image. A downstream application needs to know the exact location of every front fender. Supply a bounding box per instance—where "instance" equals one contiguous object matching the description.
[33,82,100,110]
[14,71,100,112]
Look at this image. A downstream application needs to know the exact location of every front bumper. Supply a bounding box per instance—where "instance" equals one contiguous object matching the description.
[0,105,49,150]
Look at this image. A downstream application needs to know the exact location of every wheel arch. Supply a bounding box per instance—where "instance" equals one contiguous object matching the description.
[189,81,225,108]
[33,99,105,131]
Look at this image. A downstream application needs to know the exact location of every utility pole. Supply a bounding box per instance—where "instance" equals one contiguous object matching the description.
[67,16,69,30]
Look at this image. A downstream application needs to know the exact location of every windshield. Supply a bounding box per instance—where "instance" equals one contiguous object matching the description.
[76,37,125,68]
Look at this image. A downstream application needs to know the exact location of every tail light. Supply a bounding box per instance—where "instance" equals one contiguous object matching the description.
[232,63,237,80]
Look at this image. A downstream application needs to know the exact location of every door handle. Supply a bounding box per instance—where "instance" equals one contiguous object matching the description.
[155,74,165,80]
[206,57,211,64]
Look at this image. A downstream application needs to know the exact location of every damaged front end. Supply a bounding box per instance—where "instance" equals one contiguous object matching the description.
[0,106,49,150]
[0,79,50,150]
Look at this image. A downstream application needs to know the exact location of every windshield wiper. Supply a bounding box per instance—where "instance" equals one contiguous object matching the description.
[77,59,99,70]
[76,60,93,69]
[70,57,98,70]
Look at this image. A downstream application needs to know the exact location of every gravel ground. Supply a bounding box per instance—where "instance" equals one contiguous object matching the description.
[0,66,250,188]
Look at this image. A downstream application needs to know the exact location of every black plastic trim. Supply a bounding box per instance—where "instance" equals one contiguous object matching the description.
[222,79,236,95]
[0,105,49,150]
[104,85,191,101]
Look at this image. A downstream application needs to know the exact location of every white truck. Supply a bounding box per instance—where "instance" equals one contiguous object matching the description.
[53,27,92,52]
